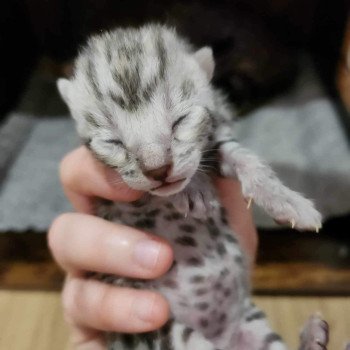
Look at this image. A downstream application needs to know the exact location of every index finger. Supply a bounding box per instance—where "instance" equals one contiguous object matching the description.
[60,146,143,213]
[214,177,258,264]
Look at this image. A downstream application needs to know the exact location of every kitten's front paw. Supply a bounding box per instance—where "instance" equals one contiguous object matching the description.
[269,192,322,232]
[244,186,322,232]
[172,188,218,219]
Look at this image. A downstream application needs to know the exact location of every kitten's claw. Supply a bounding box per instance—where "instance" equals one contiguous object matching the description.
[254,189,322,231]
[246,198,253,210]
[291,219,296,229]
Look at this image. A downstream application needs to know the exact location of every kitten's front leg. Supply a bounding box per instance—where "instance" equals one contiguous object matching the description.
[171,173,218,219]
[218,139,322,231]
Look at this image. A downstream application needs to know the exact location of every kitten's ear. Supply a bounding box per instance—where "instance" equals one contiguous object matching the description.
[194,47,215,80]
[57,78,72,105]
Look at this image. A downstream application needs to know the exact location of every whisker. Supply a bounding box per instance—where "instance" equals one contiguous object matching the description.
[200,165,216,168]
[201,147,220,151]
[198,169,216,174]
[199,163,216,166]
[198,166,217,172]
[196,169,210,174]
[200,156,218,160]
[198,166,216,172]
[108,179,126,186]
[200,149,220,154]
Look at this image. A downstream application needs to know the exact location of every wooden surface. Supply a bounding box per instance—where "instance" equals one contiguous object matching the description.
[3,257,350,295]
[1,224,350,294]
[0,220,349,349]
[0,290,349,350]
[0,291,70,350]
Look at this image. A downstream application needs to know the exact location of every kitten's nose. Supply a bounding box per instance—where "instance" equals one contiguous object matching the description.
[144,164,172,182]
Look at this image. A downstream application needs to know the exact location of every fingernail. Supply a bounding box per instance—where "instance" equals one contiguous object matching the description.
[133,295,155,323]
[134,239,161,270]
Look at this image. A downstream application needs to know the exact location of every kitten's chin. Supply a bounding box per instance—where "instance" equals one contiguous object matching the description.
[150,178,189,197]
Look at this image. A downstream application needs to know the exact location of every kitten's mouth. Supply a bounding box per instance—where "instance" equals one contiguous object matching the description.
[150,178,187,196]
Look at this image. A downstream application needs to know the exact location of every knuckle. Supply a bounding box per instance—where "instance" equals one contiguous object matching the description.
[59,166,71,189]
[154,242,174,276]
[62,279,80,322]
[97,287,140,331]
[59,150,78,186]
[95,285,115,329]
[62,310,75,326]
[48,213,74,254]
[149,293,170,328]
[127,292,169,331]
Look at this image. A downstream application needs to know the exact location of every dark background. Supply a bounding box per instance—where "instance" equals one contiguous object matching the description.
[0,0,348,117]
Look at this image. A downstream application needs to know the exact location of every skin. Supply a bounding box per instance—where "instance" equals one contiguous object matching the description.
[48,146,258,350]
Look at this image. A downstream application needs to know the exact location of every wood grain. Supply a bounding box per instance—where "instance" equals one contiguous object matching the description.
[0,291,70,350]
[253,262,350,295]
[256,296,350,350]
[1,227,350,294]
[0,291,349,350]
[2,258,350,295]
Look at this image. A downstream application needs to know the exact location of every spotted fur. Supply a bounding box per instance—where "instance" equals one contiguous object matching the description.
[58,24,325,350]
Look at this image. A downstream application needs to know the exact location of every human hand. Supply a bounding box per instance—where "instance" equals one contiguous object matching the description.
[48,146,257,349]
[214,177,258,262]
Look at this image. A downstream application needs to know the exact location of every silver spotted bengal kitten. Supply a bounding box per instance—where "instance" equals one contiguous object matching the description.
[58,24,330,350]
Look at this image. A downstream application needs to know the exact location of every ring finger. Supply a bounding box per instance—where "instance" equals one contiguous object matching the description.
[63,275,169,334]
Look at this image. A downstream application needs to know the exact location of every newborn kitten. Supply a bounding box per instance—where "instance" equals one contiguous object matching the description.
[58,24,329,350]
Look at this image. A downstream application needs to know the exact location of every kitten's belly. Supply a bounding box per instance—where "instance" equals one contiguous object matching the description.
[99,197,248,338]
[153,217,248,341]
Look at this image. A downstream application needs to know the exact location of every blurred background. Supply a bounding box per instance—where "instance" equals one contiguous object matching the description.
[0,0,350,349]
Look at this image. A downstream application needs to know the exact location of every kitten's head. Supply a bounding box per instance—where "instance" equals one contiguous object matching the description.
[57,25,215,196]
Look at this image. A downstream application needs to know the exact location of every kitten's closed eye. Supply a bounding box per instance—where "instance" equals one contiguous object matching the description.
[172,115,188,131]
[104,139,124,147]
